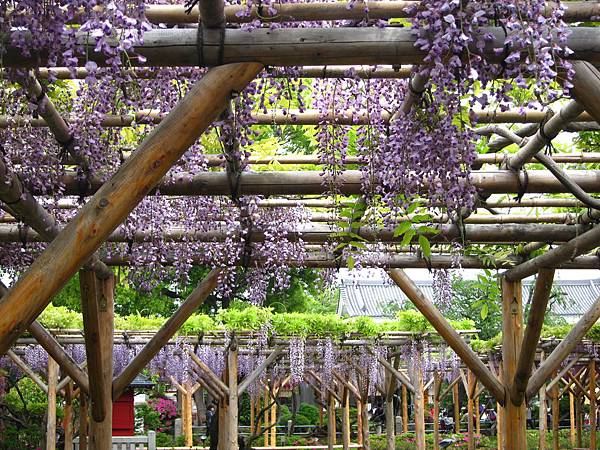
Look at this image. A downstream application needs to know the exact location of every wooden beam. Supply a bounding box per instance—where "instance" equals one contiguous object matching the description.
[25,169,600,198]
[112,269,220,398]
[512,269,555,404]
[199,0,226,28]
[188,347,230,397]
[238,347,282,396]
[501,278,527,450]
[63,381,74,450]
[5,27,600,68]
[527,293,600,399]
[46,356,58,450]
[332,370,361,399]
[328,393,337,449]
[342,387,351,450]
[388,269,505,403]
[0,63,262,355]
[6,349,47,394]
[439,375,460,401]
[80,269,114,448]
[545,355,581,393]
[409,348,425,450]
[28,321,89,394]
[368,347,414,392]
[570,61,600,123]
[504,225,600,281]
[539,353,548,450]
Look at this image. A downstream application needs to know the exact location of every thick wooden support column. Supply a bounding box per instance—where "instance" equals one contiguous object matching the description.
[0,63,262,354]
[388,269,504,403]
[342,387,351,450]
[63,381,74,450]
[409,350,425,450]
[328,393,336,449]
[512,269,554,405]
[466,371,476,450]
[502,278,527,450]
[228,340,239,450]
[527,293,600,399]
[79,394,89,450]
[590,361,597,449]
[80,270,114,450]
[113,269,220,398]
[46,356,58,450]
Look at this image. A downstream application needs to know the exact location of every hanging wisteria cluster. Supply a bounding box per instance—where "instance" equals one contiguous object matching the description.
[0,0,576,288]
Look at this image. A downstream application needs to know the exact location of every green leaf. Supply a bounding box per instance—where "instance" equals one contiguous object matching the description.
[347,255,355,270]
[400,228,417,247]
[417,226,440,234]
[393,222,412,237]
[418,234,431,258]
[481,303,489,320]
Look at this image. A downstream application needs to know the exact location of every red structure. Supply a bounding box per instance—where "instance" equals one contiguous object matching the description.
[112,390,135,436]
[112,374,155,436]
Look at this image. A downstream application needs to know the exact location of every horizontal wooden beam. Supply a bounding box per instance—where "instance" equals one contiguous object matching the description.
[1,110,594,129]
[4,27,600,68]
[22,169,600,197]
[0,223,592,245]
[388,269,506,404]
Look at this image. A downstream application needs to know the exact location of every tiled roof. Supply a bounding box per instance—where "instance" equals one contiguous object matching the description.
[338,277,600,320]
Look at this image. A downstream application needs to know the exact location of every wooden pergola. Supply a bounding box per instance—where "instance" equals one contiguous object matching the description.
[4,1,600,449]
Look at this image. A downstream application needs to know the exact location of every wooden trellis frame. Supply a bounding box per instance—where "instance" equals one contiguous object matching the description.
[4,1,600,449]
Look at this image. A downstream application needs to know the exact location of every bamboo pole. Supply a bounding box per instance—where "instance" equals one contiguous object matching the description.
[19,169,600,198]
[502,278,527,450]
[1,222,594,245]
[46,356,58,450]
[113,269,221,398]
[0,63,262,355]
[80,270,114,450]
[388,269,505,403]
[512,269,555,405]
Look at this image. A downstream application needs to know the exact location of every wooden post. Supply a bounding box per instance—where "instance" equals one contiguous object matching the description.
[475,394,481,436]
[328,393,336,449]
[80,270,114,450]
[539,353,547,450]
[79,394,89,450]
[0,62,262,355]
[569,391,576,448]
[357,399,363,446]
[409,350,425,450]
[453,383,460,434]
[467,371,475,450]
[433,372,441,450]
[576,393,583,448]
[63,381,74,450]
[270,385,277,446]
[360,397,370,450]
[402,385,408,433]
[502,278,526,450]
[46,356,58,450]
[550,374,560,450]
[342,387,351,450]
[250,395,255,435]
[590,360,597,449]
[263,386,270,446]
[228,340,239,450]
